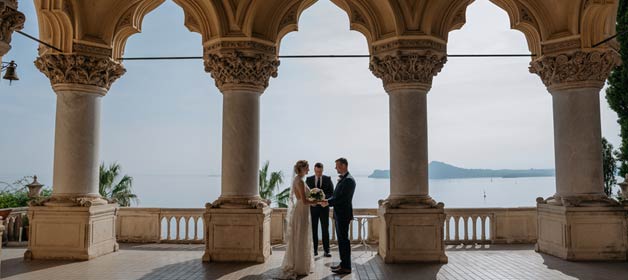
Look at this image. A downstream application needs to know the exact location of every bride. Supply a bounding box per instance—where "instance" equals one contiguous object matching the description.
[280,160,322,279]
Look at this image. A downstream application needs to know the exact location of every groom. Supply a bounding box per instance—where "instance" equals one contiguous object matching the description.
[322,157,355,274]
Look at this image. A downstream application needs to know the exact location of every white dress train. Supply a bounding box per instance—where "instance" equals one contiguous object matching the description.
[279,175,315,279]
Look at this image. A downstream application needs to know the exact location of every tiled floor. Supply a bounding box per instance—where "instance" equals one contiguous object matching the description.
[2,244,627,279]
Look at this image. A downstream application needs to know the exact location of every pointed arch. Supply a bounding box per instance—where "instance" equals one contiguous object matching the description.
[171,0,223,42]
[110,0,166,59]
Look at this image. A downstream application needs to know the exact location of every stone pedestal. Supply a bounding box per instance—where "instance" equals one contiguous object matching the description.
[378,206,447,263]
[203,206,271,263]
[24,204,118,261]
[536,203,627,261]
[0,222,4,275]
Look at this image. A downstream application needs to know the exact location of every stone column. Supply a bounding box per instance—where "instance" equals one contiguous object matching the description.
[25,53,125,260]
[202,41,278,262]
[530,49,627,261]
[0,0,25,61]
[370,40,447,263]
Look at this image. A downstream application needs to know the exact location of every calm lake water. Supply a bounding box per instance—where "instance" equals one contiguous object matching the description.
[127,175,557,209]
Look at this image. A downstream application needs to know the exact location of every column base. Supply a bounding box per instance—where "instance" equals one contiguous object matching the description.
[378,195,444,209]
[536,203,627,261]
[24,204,118,261]
[537,194,620,207]
[203,204,271,263]
[378,205,447,263]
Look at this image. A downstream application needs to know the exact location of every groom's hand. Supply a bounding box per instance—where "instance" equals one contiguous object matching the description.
[319,200,329,207]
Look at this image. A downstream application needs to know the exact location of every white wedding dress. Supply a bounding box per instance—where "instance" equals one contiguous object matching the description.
[279,175,315,279]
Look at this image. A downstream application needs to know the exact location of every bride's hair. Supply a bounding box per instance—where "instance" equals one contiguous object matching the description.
[293,160,309,175]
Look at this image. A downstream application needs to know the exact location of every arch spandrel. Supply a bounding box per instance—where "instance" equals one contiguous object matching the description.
[248,0,318,50]
[35,0,167,58]
[171,0,222,41]
[580,0,620,49]
[489,0,620,58]
[330,0,475,55]
[330,0,396,45]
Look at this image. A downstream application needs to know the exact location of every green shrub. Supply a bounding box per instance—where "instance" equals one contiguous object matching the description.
[0,176,52,209]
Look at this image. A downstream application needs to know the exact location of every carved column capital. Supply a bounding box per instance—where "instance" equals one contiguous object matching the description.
[203,41,279,93]
[0,2,25,57]
[369,50,447,92]
[529,49,621,91]
[34,54,126,91]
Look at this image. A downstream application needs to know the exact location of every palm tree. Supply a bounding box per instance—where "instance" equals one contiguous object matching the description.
[99,162,138,207]
[259,161,289,207]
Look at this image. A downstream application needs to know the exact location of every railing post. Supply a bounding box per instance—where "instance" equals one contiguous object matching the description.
[463,216,469,242]
[158,213,163,243]
[349,220,354,241]
[472,216,478,242]
[176,217,182,240]
[331,216,336,242]
[445,216,450,241]
[454,216,460,242]
[7,218,14,242]
[490,214,496,242]
[480,216,487,243]
[357,218,363,241]
[194,217,199,241]
[185,217,190,240]
[166,216,172,240]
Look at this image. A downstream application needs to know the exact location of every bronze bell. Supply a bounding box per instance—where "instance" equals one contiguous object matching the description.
[3,61,19,85]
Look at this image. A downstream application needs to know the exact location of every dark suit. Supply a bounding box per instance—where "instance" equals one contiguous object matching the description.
[327,172,356,270]
[306,175,334,254]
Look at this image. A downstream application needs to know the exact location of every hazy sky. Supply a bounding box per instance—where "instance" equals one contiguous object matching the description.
[0,0,621,179]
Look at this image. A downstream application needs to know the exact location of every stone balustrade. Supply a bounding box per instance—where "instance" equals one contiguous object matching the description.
[116,208,204,244]
[1,207,28,245]
[270,208,381,245]
[445,207,537,245]
[115,207,536,245]
[0,206,538,246]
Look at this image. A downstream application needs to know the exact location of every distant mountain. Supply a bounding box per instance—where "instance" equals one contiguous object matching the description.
[368,161,555,179]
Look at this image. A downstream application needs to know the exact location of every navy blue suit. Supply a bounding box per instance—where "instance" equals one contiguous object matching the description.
[327,172,356,270]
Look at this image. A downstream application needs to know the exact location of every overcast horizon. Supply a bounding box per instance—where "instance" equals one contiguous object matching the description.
[0,0,622,181]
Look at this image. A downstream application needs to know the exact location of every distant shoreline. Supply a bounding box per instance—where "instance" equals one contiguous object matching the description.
[368,161,555,180]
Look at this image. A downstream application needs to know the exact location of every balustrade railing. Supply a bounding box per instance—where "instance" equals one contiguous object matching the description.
[445,207,537,245]
[270,208,379,245]
[3,206,537,246]
[0,207,28,245]
[116,208,204,244]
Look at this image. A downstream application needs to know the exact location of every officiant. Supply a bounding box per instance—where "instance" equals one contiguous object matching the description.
[306,162,334,257]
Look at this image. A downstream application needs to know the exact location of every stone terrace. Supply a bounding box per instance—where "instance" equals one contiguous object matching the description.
[3,244,627,280]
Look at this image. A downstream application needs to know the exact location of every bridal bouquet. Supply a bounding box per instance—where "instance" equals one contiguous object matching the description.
[307,188,325,202]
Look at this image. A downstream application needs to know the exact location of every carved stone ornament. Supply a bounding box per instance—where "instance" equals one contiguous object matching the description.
[378,196,444,209]
[34,54,126,90]
[30,195,111,207]
[369,51,447,91]
[536,194,619,207]
[529,49,621,91]
[0,5,25,47]
[207,197,269,209]
[204,51,279,92]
